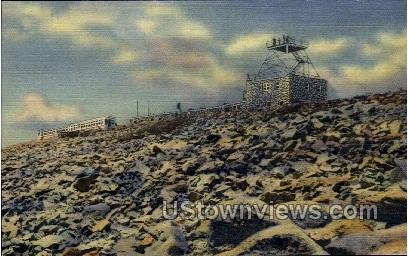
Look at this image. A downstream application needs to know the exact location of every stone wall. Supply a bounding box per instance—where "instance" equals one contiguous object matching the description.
[289,74,327,103]
[243,74,327,105]
[244,76,291,105]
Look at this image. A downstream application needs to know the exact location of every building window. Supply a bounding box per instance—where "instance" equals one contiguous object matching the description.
[262,82,271,92]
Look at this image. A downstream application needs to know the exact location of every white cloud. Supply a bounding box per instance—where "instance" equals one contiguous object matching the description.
[169,63,238,88]
[4,2,145,67]
[44,9,115,48]
[340,61,403,85]
[179,22,211,39]
[15,93,81,123]
[4,2,116,48]
[112,50,138,64]
[4,2,224,89]
[340,31,406,85]
[135,19,157,34]
[308,38,350,55]
[225,33,274,55]
[130,5,237,88]
[133,59,238,89]
[314,31,406,98]
[3,2,52,20]
[133,69,165,81]
[142,5,183,18]
[135,5,212,40]
[361,32,406,59]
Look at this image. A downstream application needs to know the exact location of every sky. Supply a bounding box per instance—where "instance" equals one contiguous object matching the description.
[2,0,407,146]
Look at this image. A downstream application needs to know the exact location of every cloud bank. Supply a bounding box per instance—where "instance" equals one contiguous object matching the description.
[308,38,350,56]
[3,2,406,121]
[15,93,81,124]
[317,31,407,98]
[225,33,274,55]
[4,2,406,96]
[340,32,406,85]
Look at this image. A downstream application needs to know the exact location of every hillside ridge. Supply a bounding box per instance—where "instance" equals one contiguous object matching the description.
[2,90,407,255]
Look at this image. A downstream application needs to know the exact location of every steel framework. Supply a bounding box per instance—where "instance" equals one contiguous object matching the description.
[244,35,327,105]
[252,35,320,80]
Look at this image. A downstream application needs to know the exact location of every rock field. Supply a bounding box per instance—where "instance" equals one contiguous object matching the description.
[2,90,407,255]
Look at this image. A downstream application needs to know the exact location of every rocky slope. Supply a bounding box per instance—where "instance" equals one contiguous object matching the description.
[2,90,407,255]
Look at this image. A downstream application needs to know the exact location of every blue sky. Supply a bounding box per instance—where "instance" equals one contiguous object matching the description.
[2,0,407,146]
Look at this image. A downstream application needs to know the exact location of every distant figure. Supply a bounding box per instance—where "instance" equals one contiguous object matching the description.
[177,102,182,113]
[272,38,276,46]
[247,73,251,81]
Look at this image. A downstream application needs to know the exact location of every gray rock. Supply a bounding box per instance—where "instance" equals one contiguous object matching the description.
[282,128,298,140]
[82,203,111,218]
[187,191,203,202]
[270,166,291,179]
[260,191,295,204]
[73,175,97,193]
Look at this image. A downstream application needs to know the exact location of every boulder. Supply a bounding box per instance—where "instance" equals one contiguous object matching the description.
[260,192,296,204]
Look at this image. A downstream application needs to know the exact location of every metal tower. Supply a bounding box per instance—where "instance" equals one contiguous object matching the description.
[252,35,320,80]
[244,35,327,105]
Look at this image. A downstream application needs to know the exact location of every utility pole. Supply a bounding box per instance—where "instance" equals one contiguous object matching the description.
[136,100,139,117]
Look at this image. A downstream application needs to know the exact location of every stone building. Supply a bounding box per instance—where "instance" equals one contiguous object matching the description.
[243,35,327,105]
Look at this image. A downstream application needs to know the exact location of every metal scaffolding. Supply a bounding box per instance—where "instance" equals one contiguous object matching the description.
[254,35,320,80]
[244,35,327,105]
